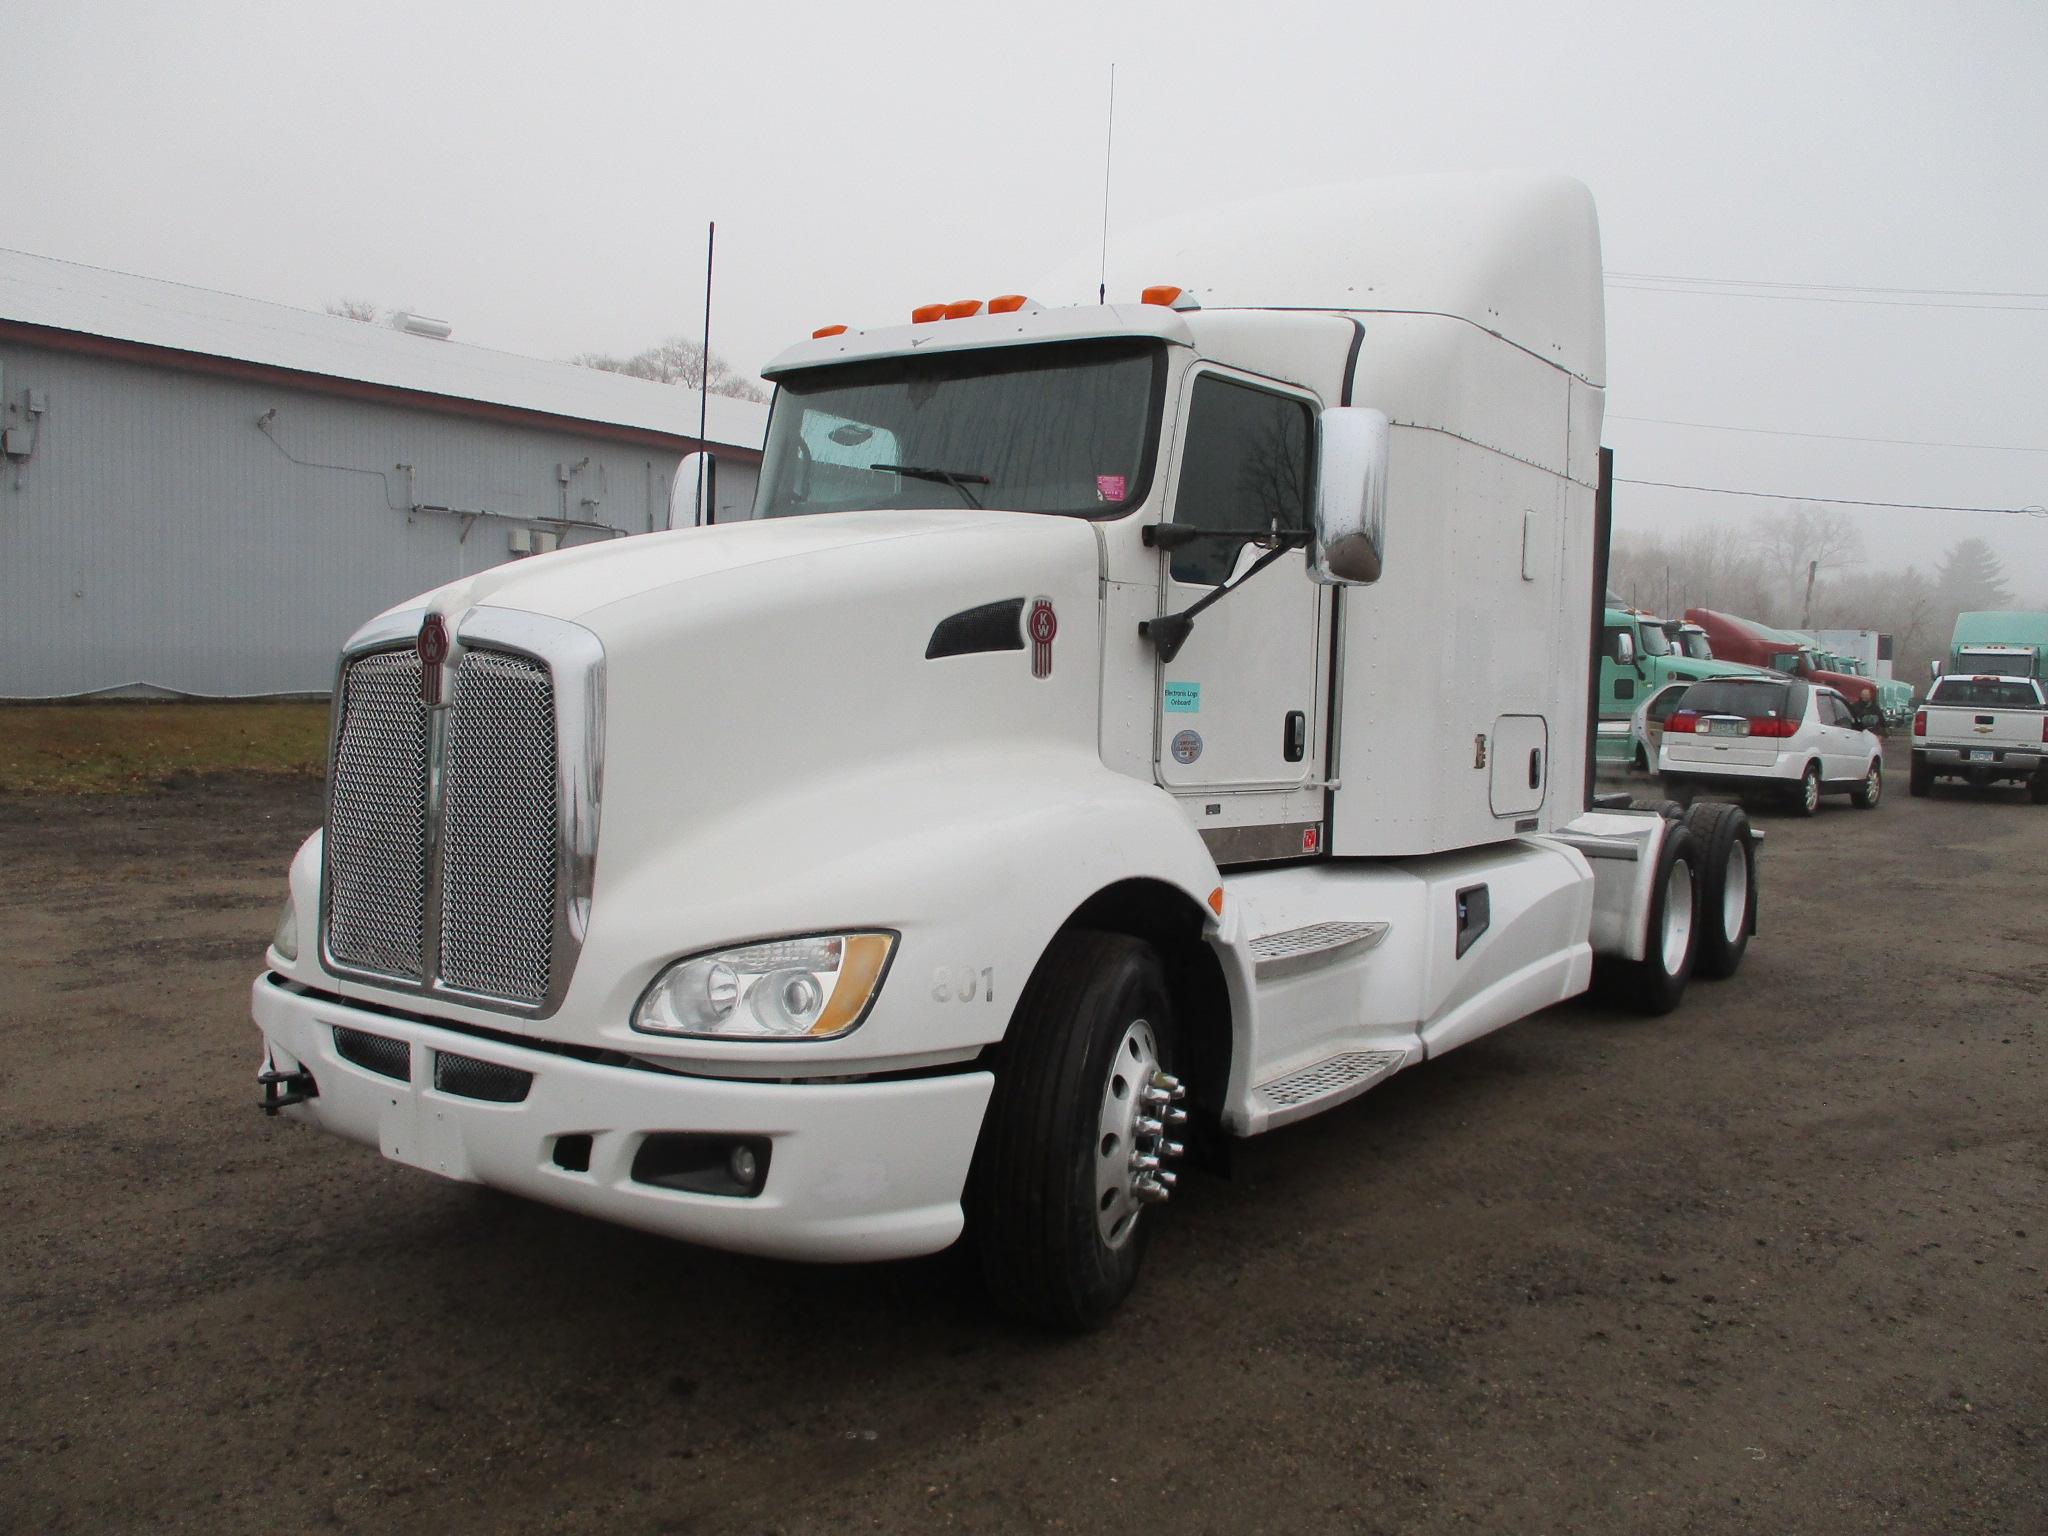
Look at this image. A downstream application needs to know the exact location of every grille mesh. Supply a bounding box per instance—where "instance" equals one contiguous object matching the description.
[334,1025,411,1082]
[433,1051,534,1103]
[437,651,559,1004]
[325,650,429,979]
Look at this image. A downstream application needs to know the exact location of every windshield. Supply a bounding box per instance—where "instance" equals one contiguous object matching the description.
[1680,631,1713,660]
[1930,677,2041,709]
[1768,652,1799,674]
[1957,649,2030,676]
[1636,622,1673,657]
[755,340,1165,519]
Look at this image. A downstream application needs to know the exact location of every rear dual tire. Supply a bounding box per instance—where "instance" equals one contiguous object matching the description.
[1598,821,1701,1014]
[1684,802,1755,979]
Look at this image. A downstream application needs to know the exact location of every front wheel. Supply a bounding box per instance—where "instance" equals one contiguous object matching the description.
[970,930,1185,1331]
[1851,759,1883,809]
[1910,758,1933,797]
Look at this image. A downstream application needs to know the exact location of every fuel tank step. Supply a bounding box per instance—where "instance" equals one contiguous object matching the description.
[1253,1049,1406,1128]
[1249,920,1390,979]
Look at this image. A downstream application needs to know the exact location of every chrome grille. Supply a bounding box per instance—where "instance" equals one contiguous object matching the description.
[438,650,558,1004]
[324,649,429,979]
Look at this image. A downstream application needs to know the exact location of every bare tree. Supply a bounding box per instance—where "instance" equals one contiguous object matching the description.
[324,298,382,323]
[1754,504,1863,616]
[573,335,768,403]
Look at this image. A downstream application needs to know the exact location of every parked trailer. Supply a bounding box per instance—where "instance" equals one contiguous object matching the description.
[251,175,1760,1328]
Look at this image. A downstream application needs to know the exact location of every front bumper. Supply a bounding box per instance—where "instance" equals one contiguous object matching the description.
[251,975,994,1262]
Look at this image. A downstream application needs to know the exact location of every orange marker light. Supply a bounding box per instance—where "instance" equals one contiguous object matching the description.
[988,294,1031,314]
[1207,887,1225,917]
[911,303,947,324]
[812,324,848,338]
[1141,285,1184,307]
[942,299,983,319]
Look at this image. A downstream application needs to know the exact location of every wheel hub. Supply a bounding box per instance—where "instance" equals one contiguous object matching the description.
[1095,1019,1187,1248]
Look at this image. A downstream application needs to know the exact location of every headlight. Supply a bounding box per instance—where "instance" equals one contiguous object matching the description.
[271,894,299,963]
[633,933,896,1040]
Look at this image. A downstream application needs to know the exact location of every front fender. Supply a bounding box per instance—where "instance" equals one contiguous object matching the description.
[572,743,1223,1073]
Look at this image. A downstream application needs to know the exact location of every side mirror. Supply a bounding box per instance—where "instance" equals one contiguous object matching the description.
[1310,407,1389,585]
[1610,631,1636,666]
[1929,659,1943,680]
[672,451,719,527]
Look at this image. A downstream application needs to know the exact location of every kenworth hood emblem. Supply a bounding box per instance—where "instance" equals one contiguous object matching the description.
[417,612,453,707]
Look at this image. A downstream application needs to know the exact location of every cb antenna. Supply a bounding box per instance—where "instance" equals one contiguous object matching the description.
[1098,63,1116,305]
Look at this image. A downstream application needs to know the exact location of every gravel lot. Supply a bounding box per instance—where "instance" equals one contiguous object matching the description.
[3,738,2043,1534]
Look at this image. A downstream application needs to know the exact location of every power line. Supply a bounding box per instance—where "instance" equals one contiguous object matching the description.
[1608,270,2048,301]
[1615,476,2046,517]
[1607,413,2048,455]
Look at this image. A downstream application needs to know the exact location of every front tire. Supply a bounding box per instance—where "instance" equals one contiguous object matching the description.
[1851,759,1883,809]
[970,930,1182,1331]
[2032,771,2048,805]
[1684,803,1755,980]
[1910,758,1933,797]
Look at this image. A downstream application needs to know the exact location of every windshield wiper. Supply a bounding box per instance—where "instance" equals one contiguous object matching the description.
[872,463,989,509]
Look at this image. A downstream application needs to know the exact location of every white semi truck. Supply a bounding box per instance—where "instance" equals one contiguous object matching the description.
[253,175,1759,1329]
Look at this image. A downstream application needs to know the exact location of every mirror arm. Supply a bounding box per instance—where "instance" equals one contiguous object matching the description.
[1139,531,1311,664]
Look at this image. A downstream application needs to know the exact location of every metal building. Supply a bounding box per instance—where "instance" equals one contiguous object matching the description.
[0,248,767,698]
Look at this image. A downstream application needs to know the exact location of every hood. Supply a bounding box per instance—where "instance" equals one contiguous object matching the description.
[393,509,1086,629]
[482,509,1110,897]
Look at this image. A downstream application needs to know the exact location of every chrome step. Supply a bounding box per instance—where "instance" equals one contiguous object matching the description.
[1253,1049,1407,1127]
[1249,920,1390,979]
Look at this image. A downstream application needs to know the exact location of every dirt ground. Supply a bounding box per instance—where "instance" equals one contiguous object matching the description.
[2,740,2042,1534]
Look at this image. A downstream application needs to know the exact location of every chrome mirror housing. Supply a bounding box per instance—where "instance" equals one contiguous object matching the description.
[1311,407,1389,585]
[672,451,719,528]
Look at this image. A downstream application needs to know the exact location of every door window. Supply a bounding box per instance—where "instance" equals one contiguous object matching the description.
[1168,375,1314,585]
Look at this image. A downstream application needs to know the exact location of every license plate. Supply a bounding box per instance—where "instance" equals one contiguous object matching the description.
[1969,748,1993,762]
[1705,719,1747,737]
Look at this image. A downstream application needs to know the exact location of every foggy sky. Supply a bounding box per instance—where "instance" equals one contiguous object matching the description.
[6,0,2043,597]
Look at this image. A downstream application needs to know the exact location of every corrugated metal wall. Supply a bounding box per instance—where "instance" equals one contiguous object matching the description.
[0,342,757,697]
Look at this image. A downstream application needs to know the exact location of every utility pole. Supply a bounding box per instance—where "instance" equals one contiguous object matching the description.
[1801,559,1818,628]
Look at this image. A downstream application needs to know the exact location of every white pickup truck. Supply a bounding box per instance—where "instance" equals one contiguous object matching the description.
[251,174,1766,1329]
[1910,674,2048,801]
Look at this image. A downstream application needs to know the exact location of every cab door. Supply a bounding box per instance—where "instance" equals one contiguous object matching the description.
[1152,368,1331,862]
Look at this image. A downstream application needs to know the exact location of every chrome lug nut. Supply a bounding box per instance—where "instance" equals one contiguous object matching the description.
[1156,1169,1177,1189]
[1137,1116,1165,1138]
[1161,1140,1185,1161]
[1164,1106,1189,1128]
[1134,1177,1171,1204]
[1129,1152,1161,1174]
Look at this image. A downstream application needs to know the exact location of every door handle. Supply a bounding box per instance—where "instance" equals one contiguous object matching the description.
[1283,710,1306,763]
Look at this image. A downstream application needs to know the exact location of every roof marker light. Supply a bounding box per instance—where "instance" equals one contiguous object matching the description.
[988,294,1035,314]
[1142,284,1201,311]
[942,300,983,320]
[910,303,947,324]
[812,324,848,338]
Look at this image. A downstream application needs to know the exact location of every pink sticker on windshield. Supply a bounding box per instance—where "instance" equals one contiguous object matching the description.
[1096,474,1127,502]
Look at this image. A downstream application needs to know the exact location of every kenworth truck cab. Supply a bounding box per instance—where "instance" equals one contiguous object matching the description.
[252,175,1759,1329]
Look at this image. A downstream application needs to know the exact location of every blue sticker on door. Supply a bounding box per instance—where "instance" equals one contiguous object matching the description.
[1163,682,1201,714]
